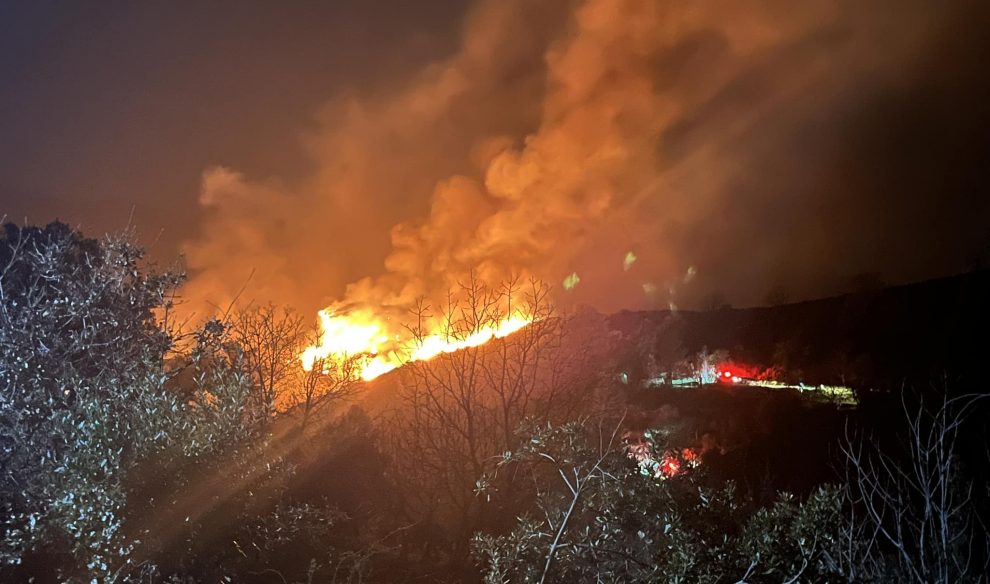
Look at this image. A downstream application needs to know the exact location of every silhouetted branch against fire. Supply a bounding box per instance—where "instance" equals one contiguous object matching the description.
[291,330,362,429]
[301,272,551,382]
[229,303,307,418]
[371,275,591,543]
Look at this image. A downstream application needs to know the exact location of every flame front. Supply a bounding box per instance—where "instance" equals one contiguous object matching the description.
[301,309,532,381]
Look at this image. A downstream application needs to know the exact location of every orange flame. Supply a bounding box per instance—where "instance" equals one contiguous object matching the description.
[300,309,532,381]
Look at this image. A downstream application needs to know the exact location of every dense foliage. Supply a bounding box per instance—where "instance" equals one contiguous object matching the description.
[472,421,847,583]
[0,224,350,582]
[1,223,987,583]
[0,223,186,579]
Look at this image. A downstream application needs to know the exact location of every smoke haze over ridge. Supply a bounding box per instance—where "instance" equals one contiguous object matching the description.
[2,0,985,318]
[181,0,990,318]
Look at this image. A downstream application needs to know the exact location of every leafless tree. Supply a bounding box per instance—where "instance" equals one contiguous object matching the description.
[381,274,595,559]
[230,303,307,418]
[831,390,990,583]
[289,338,362,430]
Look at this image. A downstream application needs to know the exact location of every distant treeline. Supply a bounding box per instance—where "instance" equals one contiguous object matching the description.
[609,269,990,392]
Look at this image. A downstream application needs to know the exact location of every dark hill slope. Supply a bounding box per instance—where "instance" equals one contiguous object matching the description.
[608,269,990,391]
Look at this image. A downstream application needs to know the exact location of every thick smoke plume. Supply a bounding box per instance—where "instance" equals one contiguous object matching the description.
[181,0,990,318]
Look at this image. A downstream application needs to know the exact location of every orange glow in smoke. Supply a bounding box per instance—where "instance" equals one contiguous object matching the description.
[300,308,532,381]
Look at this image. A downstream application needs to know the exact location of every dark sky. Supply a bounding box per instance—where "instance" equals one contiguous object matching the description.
[1,0,989,315]
[0,0,468,256]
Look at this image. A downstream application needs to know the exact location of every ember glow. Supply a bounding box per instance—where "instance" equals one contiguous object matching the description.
[300,309,532,381]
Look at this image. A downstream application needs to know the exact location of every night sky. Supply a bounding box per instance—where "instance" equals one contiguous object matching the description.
[0,0,468,254]
[1,0,989,316]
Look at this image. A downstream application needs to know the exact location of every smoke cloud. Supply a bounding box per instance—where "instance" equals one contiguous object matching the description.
[181,0,990,318]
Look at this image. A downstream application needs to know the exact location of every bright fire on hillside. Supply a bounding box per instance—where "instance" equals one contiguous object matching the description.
[300,309,533,381]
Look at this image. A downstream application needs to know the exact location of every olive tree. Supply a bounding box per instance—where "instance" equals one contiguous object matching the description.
[0,223,186,575]
[473,419,847,584]
[0,223,265,581]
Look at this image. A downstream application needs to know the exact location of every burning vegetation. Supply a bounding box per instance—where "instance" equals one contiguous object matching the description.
[299,285,534,382]
[3,222,990,583]
[2,0,990,580]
